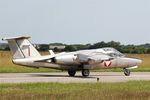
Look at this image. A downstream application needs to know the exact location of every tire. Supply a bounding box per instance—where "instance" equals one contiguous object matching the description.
[82,69,90,77]
[124,68,130,76]
[68,70,76,77]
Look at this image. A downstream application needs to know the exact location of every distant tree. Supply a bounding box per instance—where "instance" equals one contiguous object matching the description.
[89,41,106,49]
[64,45,77,51]
[49,43,65,45]
[89,41,121,50]
[147,48,150,54]
[39,44,49,51]
[54,47,61,52]
[4,46,10,51]
[1,41,150,54]
[107,41,121,49]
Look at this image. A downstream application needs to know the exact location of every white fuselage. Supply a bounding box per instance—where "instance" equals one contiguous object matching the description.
[12,48,142,70]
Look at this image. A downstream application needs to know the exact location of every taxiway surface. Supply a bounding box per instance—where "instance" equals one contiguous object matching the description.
[0,72,150,83]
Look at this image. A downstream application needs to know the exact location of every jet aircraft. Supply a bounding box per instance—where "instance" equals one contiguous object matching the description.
[2,36,142,77]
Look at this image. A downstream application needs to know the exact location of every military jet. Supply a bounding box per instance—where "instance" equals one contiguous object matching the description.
[2,36,142,77]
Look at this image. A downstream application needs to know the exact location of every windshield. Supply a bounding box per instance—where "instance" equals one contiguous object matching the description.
[102,48,125,57]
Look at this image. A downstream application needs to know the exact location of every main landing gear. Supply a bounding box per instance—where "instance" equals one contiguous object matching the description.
[68,69,90,77]
[68,70,76,77]
[123,68,130,76]
[82,69,90,77]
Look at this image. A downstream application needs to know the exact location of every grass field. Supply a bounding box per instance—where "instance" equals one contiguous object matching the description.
[0,81,150,100]
[0,51,60,73]
[0,51,150,73]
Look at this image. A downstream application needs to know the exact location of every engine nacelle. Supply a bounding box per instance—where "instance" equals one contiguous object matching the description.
[55,54,78,65]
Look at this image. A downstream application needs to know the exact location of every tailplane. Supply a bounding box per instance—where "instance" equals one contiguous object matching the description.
[2,36,41,59]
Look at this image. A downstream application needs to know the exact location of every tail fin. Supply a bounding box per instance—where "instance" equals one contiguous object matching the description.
[2,36,41,59]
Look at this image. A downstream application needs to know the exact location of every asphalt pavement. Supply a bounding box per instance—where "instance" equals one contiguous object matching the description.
[0,72,150,83]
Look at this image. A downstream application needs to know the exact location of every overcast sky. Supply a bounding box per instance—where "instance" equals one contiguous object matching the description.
[0,0,150,44]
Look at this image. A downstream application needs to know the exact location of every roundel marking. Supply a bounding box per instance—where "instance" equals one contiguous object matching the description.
[104,60,112,67]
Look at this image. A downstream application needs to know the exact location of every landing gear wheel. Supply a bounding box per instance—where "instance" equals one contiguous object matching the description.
[68,70,76,77]
[82,69,90,77]
[123,68,130,76]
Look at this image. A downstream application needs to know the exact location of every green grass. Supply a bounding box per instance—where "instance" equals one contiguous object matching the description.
[0,51,60,73]
[1,81,150,100]
[0,66,61,73]
[0,51,150,73]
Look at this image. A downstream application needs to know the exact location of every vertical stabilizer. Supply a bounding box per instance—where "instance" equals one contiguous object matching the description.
[2,36,41,59]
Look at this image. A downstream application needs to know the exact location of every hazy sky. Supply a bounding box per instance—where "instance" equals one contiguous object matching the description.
[0,0,150,44]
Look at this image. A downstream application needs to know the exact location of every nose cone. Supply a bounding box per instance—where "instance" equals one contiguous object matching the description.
[117,57,142,68]
[127,58,142,66]
[135,59,142,65]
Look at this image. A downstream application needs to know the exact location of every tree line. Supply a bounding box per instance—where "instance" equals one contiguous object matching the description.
[61,41,150,54]
[0,41,150,54]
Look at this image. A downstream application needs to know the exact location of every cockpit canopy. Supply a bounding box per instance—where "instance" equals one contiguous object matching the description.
[102,48,125,57]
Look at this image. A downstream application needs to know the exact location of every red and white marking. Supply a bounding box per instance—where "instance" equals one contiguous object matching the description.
[21,46,30,57]
[104,60,112,67]
[28,47,30,56]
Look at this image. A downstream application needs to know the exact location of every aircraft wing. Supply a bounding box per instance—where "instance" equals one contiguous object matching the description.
[33,52,66,62]
[77,53,113,64]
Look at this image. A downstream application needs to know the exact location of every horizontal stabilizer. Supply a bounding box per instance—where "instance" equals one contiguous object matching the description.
[2,36,30,41]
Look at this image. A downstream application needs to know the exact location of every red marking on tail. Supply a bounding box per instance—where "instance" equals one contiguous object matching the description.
[28,47,30,56]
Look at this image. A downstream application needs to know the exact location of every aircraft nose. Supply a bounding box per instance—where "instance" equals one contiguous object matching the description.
[137,59,142,64]
[128,58,142,66]
[135,59,142,65]
[118,57,142,68]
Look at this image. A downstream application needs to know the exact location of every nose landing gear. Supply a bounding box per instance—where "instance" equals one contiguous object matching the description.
[123,68,130,76]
